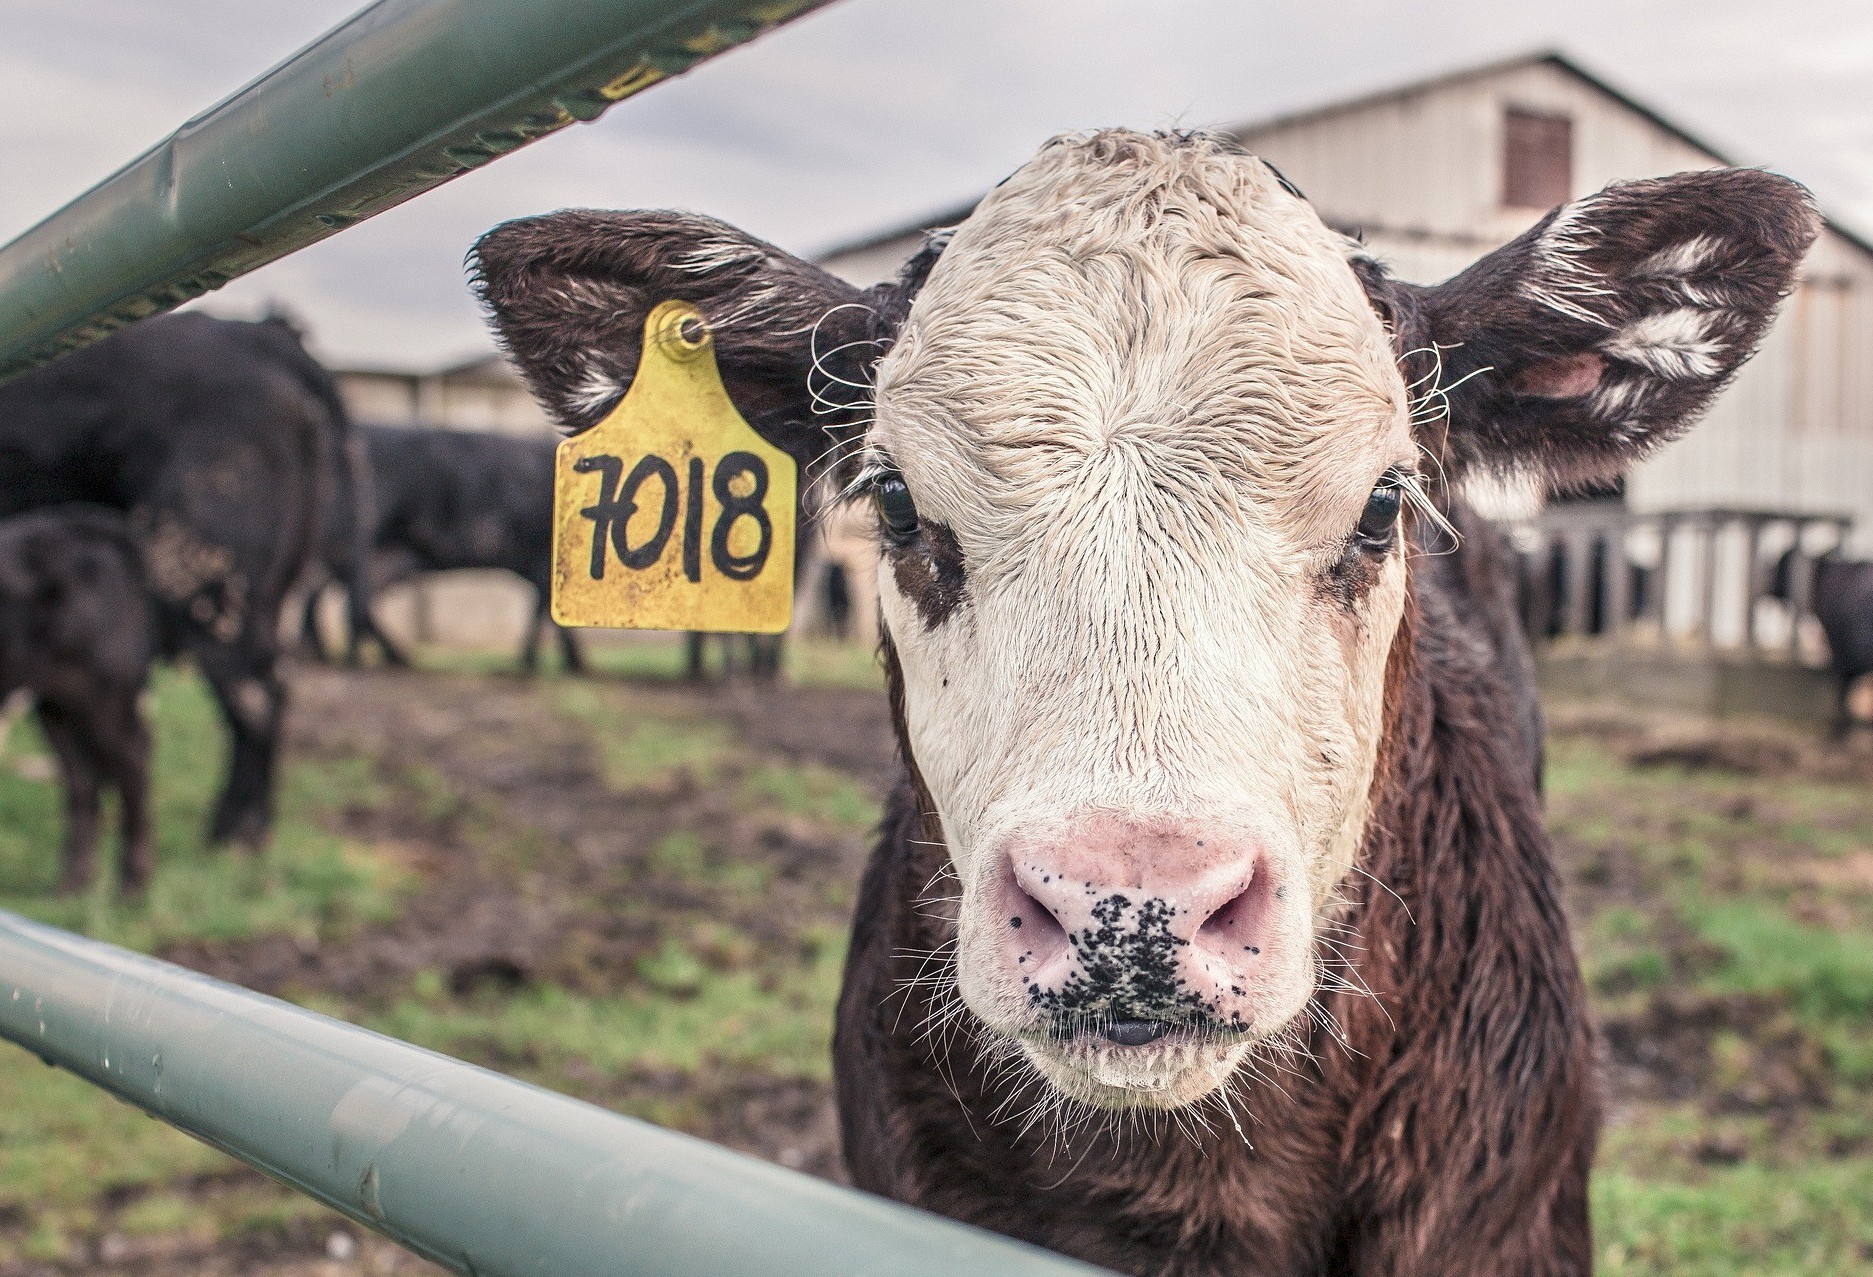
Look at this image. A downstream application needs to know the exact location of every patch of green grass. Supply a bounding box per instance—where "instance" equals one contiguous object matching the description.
[420,635,694,682]
[1545,725,1873,1273]
[0,1044,233,1263]
[407,634,883,690]
[648,829,775,896]
[785,638,884,691]
[1595,1158,1873,1277]
[0,667,428,1263]
[737,761,881,832]
[0,668,411,950]
[1545,735,1632,798]
[554,690,736,791]
[369,927,847,1088]
[1686,901,1873,1023]
[1581,904,1673,999]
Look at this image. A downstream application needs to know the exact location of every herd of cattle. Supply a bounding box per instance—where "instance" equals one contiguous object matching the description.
[0,310,778,892]
[2,308,1872,895]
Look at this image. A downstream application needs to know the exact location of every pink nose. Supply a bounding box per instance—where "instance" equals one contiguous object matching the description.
[994,815,1281,1032]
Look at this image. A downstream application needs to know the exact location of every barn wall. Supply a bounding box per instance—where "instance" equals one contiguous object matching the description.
[821,236,924,288]
[1241,60,1873,548]
[1238,60,1724,283]
[334,364,554,436]
[817,58,1873,549]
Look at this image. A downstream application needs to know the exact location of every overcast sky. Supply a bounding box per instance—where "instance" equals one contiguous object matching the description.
[2,0,1869,369]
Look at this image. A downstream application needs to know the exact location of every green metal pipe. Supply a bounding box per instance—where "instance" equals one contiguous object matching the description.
[0,0,839,381]
[0,910,1107,1277]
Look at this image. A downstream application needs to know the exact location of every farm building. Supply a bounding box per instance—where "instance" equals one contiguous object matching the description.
[822,51,1873,537]
[820,52,1873,710]
[334,351,552,436]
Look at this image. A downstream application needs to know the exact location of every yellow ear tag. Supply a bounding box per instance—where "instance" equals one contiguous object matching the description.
[550,301,795,634]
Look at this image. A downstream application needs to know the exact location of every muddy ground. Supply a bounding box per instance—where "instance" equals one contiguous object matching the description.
[4,660,1871,1275]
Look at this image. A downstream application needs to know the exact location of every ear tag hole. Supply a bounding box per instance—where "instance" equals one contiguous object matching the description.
[651,308,711,361]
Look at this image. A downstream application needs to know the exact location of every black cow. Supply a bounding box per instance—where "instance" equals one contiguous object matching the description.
[1770,547,1873,734]
[0,312,336,848]
[300,423,584,674]
[0,507,154,892]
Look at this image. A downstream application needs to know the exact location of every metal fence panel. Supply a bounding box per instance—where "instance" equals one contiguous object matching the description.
[0,0,837,381]
[0,910,1108,1277]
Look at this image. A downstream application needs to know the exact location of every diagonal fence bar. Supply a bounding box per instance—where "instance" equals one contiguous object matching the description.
[0,0,838,381]
[0,909,1108,1277]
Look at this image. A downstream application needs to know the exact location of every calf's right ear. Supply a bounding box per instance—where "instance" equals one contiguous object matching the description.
[470,210,899,459]
[1386,168,1819,489]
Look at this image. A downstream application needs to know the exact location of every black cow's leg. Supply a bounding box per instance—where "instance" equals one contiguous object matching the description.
[520,590,546,675]
[105,696,154,892]
[348,578,408,668]
[1833,671,1856,739]
[37,702,101,894]
[299,584,332,663]
[357,608,409,668]
[684,632,706,682]
[557,622,586,676]
[197,645,286,851]
[752,635,784,682]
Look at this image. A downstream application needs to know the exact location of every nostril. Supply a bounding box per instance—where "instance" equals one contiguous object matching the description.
[1005,879,1068,956]
[1198,866,1272,952]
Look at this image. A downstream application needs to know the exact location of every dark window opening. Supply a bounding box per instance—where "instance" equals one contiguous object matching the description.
[1503,109,1573,210]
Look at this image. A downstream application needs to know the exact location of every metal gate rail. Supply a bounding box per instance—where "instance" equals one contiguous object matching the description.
[0,0,836,380]
[0,910,1103,1277]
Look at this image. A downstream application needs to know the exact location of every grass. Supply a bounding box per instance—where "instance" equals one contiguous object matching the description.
[370,930,847,1086]
[737,761,880,830]
[0,668,411,951]
[1595,1159,1873,1277]
[414,632,883,691]
[0,667,419,1264]
[1686,902,1873,1022]
[1544,723,1873,1277]
[1,650,879,1267]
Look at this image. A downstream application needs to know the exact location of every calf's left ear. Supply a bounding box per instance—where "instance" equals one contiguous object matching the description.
[469,210,908,461]
[1384,168,1819,487]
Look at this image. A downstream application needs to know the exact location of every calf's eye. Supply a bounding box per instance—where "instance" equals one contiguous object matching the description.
[1356,478,1404,548]
[874,473,920,539]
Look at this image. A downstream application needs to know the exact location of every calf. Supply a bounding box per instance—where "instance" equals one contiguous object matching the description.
[0,507,154,892]
[1770,547,1873,734]
[0,312,336,849]
[475,132,1813,1275]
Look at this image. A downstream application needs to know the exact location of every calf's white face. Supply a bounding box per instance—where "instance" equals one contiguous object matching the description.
[474,132,1815,1119]
[864,133,1415,1106]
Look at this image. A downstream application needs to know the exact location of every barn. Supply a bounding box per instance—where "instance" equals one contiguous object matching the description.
[824,51,1873,530]
[819,51,1873,710]
[334,351,552,437]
